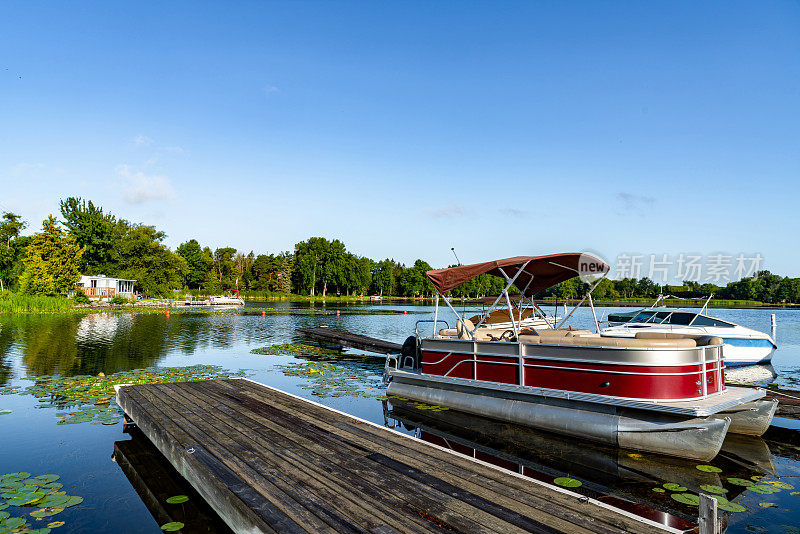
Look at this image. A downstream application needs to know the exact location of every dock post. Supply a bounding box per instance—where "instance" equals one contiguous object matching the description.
[698,493,719,534]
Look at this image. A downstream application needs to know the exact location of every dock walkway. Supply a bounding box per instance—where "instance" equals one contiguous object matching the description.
[295,326,402,354]
[116,379,684,534]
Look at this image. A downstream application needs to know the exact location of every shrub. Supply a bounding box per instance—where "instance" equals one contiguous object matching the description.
[109,295,128,305]
[73,290,91,304]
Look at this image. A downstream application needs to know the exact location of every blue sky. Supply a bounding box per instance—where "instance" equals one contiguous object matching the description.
[1,2,798,281]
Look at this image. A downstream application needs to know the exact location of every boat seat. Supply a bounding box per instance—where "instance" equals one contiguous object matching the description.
[518,334,697,348]
[531,328,592,337]
[634,332,723,346]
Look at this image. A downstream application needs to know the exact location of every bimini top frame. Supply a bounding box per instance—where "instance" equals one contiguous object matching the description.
[425,253,610,340]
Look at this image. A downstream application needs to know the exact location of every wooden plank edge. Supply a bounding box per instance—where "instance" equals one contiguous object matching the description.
[238,377,688,534]
[115,384,278,534]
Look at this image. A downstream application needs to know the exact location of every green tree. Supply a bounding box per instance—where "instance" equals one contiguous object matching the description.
[176,239,212,289]
[113,222,187,296]
[397,259,434,297]
[19,215,83,296]
[0,212,28,291]
[293,237,345,296]
[59,197,117,273]
[213,247,237,289]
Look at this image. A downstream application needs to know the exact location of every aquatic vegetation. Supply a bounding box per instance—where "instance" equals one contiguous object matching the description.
[160,522,184,532]
[652,487,665,493]
[758,502,777,508]
[728,477,756,487]
[764,481,794,490]
[695,464,722,473]
[275,362,382,398]
[20,365,246,426]
[670,493,700,506]
[251,343,343,357]
[165,495,188,504]
[553,477,582,488]
[662,483,687,492]
[716,500,746,513]
[747,485,782,495]
[0,472,81,532]
[699,484,727,495]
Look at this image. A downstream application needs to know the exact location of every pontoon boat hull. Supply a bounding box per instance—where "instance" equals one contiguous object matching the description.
[387,376,731,461]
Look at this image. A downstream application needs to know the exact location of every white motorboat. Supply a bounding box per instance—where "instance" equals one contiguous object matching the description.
[603,296,776,367]
[208,289,245,307]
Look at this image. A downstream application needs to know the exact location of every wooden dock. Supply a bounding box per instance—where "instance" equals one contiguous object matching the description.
[295,326,402,354]
[115,379,686,534]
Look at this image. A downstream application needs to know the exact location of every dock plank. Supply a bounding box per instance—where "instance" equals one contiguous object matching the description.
[295,326,402,354]
[117,379,689,534]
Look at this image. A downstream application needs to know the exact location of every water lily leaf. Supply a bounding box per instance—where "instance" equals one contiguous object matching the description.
[663,483,687,492]
[717,501,746,512]
[1,517,25,529]
[790,491,800,497]
[727,477,755,487]
[8,491,45,506]
[758,502,777,508]
[0,512,8,521]
[160,521,185,531]
[652,487,665,493]
[0,505,7,511]
[747,485,781,494]
[60,496,82,508]
[765,481,793,489]
[0,473,30,483]
[671,493,700,506]
[47,522,65,528]
[30,475,59,484]
[38,495,70,508]
[166,495,188,504]
[696,465,722,473]
[700,484,727,495]
[27,529,52,534]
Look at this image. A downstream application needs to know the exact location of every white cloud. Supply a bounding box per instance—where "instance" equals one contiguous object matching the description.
[616,192,655,213]
[425,202,467,218]
[263,84,279,97]
[116,164,176,204]
[134,135,154,147]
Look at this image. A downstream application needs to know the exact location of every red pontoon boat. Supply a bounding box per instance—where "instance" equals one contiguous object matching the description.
[385,253,776,461]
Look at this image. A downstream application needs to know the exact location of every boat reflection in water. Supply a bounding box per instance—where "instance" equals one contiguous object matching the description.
[112,427,232,534]
[385,398,787,532]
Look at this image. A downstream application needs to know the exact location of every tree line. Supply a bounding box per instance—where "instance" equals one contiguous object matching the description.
[2,198,800,303]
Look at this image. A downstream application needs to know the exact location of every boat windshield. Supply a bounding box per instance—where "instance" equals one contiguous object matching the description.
[628,311,697,325]
[691,315,735,327]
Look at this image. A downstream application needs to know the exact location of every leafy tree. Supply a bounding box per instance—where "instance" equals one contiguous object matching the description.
[371,259,397,296]
[59,197,117,273]
[113,222,187,296]
[18,215,83,296]
[176,239,212,289]
[293,237,345,296]
[397,259,434,297]
[213,247,238,289]
[0,212,27,291]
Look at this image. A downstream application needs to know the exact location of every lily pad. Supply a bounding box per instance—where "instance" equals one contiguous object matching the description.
[29,475,59,484]
[553,477,582,488]
[160,522,185,531]
[671,493,700,506]
[728,477,755,487]
[717,501,747,512]
[696,464,722,473]
[765,481,794,489]
[61,496,82,508]
[166,495,188,504]
[652,487,665,493]
[0,473,30,483]
[699,484,727,495]
[747,485,781,495]
[7,491,45,506]
[38,495,70,508]
[1,517,26,529]
[47,522,65,529]
[663,483,687,492]
[0,512,8,521]
[758,502,777,508]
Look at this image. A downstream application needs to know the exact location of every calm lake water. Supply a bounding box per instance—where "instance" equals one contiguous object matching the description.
[1,304,799,533]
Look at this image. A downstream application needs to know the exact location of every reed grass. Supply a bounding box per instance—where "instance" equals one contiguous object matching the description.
[0,291,76,313]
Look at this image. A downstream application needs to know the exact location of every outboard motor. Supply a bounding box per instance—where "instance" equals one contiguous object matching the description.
[400,335,420,370]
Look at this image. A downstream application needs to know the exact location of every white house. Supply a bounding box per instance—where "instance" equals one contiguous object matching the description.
[76,275,136,300]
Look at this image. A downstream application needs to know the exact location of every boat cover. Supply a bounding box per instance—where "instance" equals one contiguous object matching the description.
[426,253,608,297]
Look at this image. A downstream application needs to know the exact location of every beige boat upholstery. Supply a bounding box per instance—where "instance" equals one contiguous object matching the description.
[635,332,723,347]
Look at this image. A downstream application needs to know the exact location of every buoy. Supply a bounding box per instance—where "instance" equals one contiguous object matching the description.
[336,310,340,316]
[404,310,407,314]
[262,310,266,316]
[166,310,170,318]
[771,314,777,338]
